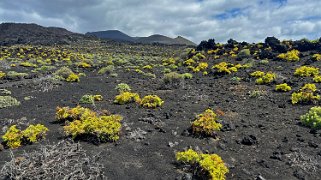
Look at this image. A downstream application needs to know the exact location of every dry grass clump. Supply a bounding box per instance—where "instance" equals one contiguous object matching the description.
[0,140,104,179]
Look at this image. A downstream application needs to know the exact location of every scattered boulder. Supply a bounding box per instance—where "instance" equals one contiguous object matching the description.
[241,135,257,145]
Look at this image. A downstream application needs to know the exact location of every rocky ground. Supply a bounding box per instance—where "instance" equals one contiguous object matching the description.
[0,39,321,179]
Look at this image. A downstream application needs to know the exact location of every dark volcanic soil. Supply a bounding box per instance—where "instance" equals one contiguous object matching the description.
[1,60,321,180]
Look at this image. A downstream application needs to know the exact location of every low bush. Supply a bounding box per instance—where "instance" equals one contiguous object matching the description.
[251,71,276,85]
[54,67,80,82]
[20,62,37,67]
[98,65,114,75]
[2,124,48,148]
[291,83,320,104]
[0,71,5,79]
[294,66,319,77]
[0,89,11,96]
[212,62,240,74]
[237,49,251,59]
[6,71,28,80]
[115,83,131,93]
[277,49,300,61]
[114,92,140,105]
[163,72,184,84]
[79,94,103,104]
[176,149,229,180]
[191,109,222,137]
[300,106,321,129]
[0,96,20,109]
[312,54,321,61]
[140,95,164,108]
[56,106,122,142]
[313,75,321,83]
[275,83,291,92]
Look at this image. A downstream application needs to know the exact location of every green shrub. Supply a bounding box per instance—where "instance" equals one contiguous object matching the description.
[54,67,73,79]
[275,83,291,92]
[291,83,320,104]
[115,83,131,93]
[0,96,20,109]
[140,95,164,108]
[181,73,193,79]
[249,89,267,98]
[163,72,184,84]
[294,66,319,77]
[98,65,114,75]
[300,106,321,129]
[176,149,229,180]
[0,89,11,96]
[237,49,251,59]
[79,94,103,104]
[191,109,222,137]
[6,71,28,79]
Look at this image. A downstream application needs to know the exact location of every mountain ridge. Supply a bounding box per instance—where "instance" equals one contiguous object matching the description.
[0,22,90,45]
[86,30,196,46]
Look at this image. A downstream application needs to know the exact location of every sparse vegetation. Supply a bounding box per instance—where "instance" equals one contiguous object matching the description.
[277,49,300,61]
[140,95,164,108]
[275,83,291,92]
[291,83,320,104]
[2,124,48,148]
[0,96,20,109]
[294,66,319,77]
[56,106,122,142]
[176,149,229,180]
[114,92,141,105]
[300,106,321,129]
[191,109,222,137]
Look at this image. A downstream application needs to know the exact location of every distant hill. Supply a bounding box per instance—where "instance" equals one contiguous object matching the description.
[174,36,197,46]
[87,30,196,46]
[0,23,89,45]
[86,30,135,42]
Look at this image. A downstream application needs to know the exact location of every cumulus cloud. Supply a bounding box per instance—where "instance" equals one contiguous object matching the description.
[0,0,321,43]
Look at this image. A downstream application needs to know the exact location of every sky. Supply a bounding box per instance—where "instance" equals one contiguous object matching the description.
[1,0,321,43]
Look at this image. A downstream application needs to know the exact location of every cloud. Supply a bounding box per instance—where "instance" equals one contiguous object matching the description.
[0,0,321,43]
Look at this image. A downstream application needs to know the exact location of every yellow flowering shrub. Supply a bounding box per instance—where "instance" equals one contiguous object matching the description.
[66,73,80,82]
[313,75,321,83]
[294,66,319,77]
[176,149,229,180]
[275,83,291,92]
[277,49,300,61]
[212,62,239,74]
[57,106,123,142]
[140,95,164,108]
[114,92,141,105]
[1,125,22,148]
[21,124,48,143]
[291,83,320,104]
[2,124,48,149]
[312,54,321,61]
[250,71,265,78]
[191,109,222,137]
[0,71,6,79]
